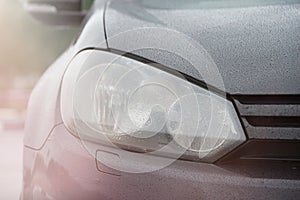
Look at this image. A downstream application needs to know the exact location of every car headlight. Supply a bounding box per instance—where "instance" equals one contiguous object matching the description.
[61,50,245,163]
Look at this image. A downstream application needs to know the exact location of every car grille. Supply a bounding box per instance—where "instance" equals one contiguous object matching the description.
[233,95,300,140]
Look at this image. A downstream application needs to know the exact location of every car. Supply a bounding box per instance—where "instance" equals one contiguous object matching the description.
[22,0,300,199]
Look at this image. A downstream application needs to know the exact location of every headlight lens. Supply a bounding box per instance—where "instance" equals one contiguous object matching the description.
[61,50,245,162]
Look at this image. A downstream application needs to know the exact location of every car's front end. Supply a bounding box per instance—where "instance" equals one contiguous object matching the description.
[22,0,300,199]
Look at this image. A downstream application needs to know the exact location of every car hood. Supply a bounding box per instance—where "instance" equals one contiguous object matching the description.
[104,0,300,95]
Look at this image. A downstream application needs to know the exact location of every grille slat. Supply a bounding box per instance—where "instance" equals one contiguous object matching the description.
[246,116,300,128]
[234,100,300,117]
[242,118,300,139]
[234,95,300,140]
[235,95,300,105]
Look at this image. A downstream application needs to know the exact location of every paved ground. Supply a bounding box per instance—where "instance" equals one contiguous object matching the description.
[0,128,23,200]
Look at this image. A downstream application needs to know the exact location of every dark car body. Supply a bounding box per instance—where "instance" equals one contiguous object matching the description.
[22,0,300,199]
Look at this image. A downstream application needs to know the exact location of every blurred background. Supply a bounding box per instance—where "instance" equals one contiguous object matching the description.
[0,0,78,199]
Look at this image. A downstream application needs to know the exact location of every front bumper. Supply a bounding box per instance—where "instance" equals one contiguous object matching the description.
[22,124,300,200]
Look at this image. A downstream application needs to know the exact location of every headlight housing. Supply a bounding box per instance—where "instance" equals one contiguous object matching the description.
[61,50,245,163]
